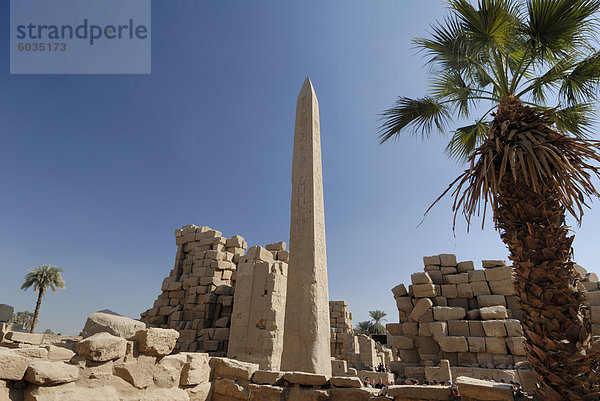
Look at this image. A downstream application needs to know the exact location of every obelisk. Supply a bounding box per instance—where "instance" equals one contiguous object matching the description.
[280,78,331,375]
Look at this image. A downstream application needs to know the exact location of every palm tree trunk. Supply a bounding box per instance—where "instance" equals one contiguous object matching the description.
[30,288,44,333]
[491,99,599,400]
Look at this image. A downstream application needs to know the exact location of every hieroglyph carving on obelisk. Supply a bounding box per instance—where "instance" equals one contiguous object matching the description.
[280,78,331,375]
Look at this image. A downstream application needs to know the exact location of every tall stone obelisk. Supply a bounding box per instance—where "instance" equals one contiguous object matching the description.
[280,78,331,375]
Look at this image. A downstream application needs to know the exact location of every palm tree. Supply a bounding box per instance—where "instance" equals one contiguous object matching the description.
[379,1,600,399]
[21,265,65,333]
[9,311,34,332]
[369,310,388,335]
[354,321,375,335]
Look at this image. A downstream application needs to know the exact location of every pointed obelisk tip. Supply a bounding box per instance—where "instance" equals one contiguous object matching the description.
[299,77,316,97]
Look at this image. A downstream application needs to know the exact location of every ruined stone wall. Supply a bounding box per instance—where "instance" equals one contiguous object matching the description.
[329,301,353,360]
[387,253,600,380]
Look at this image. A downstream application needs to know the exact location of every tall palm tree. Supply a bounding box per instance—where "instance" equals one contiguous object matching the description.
[354,321,375,335]
[369,310,388,334]
[379,1,600,399]
[21,265,65,333]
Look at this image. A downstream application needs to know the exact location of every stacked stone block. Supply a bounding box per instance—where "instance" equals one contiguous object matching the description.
[227,243,288,370]
[388,254,527,378]
[329,301,354,360]
[140,225,247,355]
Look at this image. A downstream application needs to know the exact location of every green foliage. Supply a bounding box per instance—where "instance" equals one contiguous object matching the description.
[380,0,600,159]
[21,264,66,294]
[354,310,389,335]
[354,321,375,335]
[9,311,33,331]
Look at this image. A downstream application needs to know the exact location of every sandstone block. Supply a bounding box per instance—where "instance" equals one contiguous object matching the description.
[0,348,28,380]
[441,284,457,298]
[456,376,513,400]
[396,296,413,312]
[479,306,508,320]
[468,321,485,337]
[429,322,448,338]
[25,360,79,385]
[282,371,329,386]
[444,273,469,284]
[330,376,362,388]
[0,304,14,322]
[45,345,76,361]
[484,266,512,281]
[76,332,127,362]
[248,384,285,401]
[5,331,44,345]
[412,284,436,298]
[437,336,468,352]
[134,328,179,356]
[210,357,259,381]
[391,284,407,297]
[482,320,507,337]
[489,279,515,296]
[423,255,441,266]
[447,320,469,336]
[433,306,466,321]
[440,254,457,266]
[401,322,418,337]
[468,337,486,353]
[468,270,486,282]
[411,272,433,285]
[477,295,506,307]
[252,370,284,385]
[504,319,524,337]
[386,323,403,336]
[457,283,473,298]
[24,383,120,401]
[591,306,600,323]
[213,378,249,399]
[457,261,474,272]
[409,298,433,322]
[485,337,507,354]
[470,281,491,296]
[113,357,155,389]
[441,266,457,275]
[482,260,507,268]
[180,352,211,385]
[466,309,480,320]
[428,270,444,285]
[14,347,48,359]
[390,336,414,350]
[386,385,451,399]
[506,337,527,356]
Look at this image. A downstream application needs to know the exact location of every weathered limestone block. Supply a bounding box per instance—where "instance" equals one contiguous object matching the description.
[479,306,508,320]
[429,322,448,338]
[82,311,146,338]
[467,337,486,353]
[440,254,457,266]
[391,284,408,297]
[402,322,418,337]
[213,378,248,399]
[441,266,457,275]
[134,328,179,356]
[286,387,330,401]
[441,284,458,298]
[14,347,48,359]
[457,261,475,272]
[423,255,441,266]
[456,376,513,400]
[444,273,469,284]
[468,270,486,282]
[210,357,259,381]
[386,385,452,399]
[282,371,329,386]
[457,283,473,298]
[482,260,507,268]
[485,337,507,354]
[0,304,14,322]
[248,384,285,401]
[390,336,414,350]
[25,361,79,385]
[409,298,433,321]
[180,353,211,385]
[330,388,378,401]
[482,320,507,337]
[45,345,76,361]
[433,306,466,321]
[76,332,127,362]
[154,354,187,388]
[591,306,600,323]
[24,383,120,401]
[469,322,485,337]
[447,320,469,336]
[396,297,413,313]
[5,331,44,345]
[252,370,284,385]
[330,376,363,388]
[466,309,480,320]
[412,284,436,298]
[0,349,29,380]
[411,272,433,285]
[113,356,156,389]
[477,295,506,307]
[437,336,468,353]
[504,319,524,337]
[428,270,444,285]
[470,281,491,296]
[484,266,512,281]
[506,337,527,356]
[489,279,515,296]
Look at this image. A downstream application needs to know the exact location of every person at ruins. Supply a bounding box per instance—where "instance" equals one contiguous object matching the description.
[374,378,385,389]
[364,378,373,388]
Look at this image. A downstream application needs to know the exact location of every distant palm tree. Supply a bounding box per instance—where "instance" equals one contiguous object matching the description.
[9,311,34,332]
[21,265,65,333]
[354,321,375,335]
[369,310,387,335]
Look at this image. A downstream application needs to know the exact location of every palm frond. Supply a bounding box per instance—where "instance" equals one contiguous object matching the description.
[559,51,600,104]
[519,57,575,102]
[446,120,490,160]
[430,70,482,118]
[378,97,452,143]
[414,16,472,71]
[524,0,600,58]
[549,103,596,138]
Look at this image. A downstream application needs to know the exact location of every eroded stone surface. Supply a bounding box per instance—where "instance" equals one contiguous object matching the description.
[76,332,127,362]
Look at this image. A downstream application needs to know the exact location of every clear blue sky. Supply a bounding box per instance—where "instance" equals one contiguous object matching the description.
[2,1,600,335]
